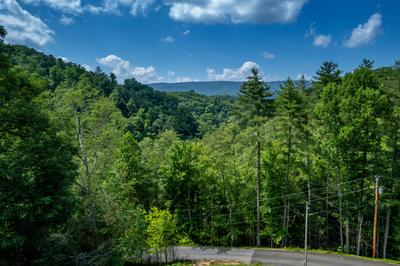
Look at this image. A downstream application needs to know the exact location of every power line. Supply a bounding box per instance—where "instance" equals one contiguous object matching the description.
[174,188,369,223]
[170,176,373,215]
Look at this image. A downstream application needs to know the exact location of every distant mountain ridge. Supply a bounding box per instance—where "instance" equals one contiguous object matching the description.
[149,80,310,96]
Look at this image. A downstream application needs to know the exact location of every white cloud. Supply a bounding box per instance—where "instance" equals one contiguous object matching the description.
[58,56,69,62]
[306,25,331,48]
[296,73,311,81]
[344,13,382,48]
[176,77,193,82]
[313,34,331,48]
[82,64,93,71]
[23,0,154,16]
[167,70,175,77]
[207,61,262,81]
[22,0,82,13]
[97,54,162,83]
[261,51,275,59]
[168,0,307,24]
[86,0,155,16]
[59,15,74,25]
[161,36,175,43]
[183,29,190,35]
[0,0,54,46]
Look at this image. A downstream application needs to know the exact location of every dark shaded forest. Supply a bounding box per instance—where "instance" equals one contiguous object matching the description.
[1,26,400,265]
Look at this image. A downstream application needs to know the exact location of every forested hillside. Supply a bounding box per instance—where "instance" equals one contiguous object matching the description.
[1,26,400,266]
[3,44,234,139]
[148,80,289,96]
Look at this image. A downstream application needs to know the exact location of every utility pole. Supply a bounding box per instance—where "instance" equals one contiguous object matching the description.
[304,201,309,266]
[372,176,380,258]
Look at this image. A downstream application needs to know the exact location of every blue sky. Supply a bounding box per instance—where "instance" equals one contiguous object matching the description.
[0,0,399,83]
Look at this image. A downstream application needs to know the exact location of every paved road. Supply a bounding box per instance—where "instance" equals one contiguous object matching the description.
[176,246,397,266]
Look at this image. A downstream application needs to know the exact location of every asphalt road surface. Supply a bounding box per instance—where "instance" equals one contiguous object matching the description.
[176,246,397,266]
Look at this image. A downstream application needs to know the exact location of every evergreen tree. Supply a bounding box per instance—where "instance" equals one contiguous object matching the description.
[235,67,273,246]
[273,78,307,246]
[313,61,342,100]
[359,58,375,69]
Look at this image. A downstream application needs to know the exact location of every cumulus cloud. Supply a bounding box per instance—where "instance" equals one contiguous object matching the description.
[22,0,82,13]
[161,36,175,43]
[59,15,74,25]
[207,61,262,81]
[261,51,275,59]
[313,34,331,48]
[87,0,155,16]
[22,0,154,16]
[176,76,193,82]
[306,25,331,48]
[0,0,54,46]
[168,0,307,24]
[183,29,190,35]
[97,54,162,83]
[344,13,382,48]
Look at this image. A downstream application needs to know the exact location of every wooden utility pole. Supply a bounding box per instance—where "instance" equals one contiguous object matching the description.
[372,176,380,258]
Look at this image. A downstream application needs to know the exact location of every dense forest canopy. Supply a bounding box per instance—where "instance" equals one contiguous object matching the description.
[1,27,400,265]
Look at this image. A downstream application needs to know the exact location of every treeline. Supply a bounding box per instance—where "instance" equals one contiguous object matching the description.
[1,24,400,265]
[3,44,234,140]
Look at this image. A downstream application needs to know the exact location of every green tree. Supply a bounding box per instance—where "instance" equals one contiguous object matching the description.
[312,61,342,100]
[160,141,206,241]
[235,67,273,246]
[146,208,178,263]
[272,78,307,246]
[109,132,151,209]
[359,58,374,69]
[0,37,76,264]
[314,61,342,86]
[317,65,387,255]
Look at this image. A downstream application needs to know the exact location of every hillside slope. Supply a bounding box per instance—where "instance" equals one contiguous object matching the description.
[149,80,310,96]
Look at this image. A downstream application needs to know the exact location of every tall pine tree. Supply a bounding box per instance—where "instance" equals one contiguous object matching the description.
[235,67,273,246]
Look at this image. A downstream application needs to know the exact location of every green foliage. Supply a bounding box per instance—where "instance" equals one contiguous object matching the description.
[314,61,342,86]
[114,208,147,264]
[0,39,76,264]
[3,37,400,263]
[235,67,273,126]
[146,208,178,260]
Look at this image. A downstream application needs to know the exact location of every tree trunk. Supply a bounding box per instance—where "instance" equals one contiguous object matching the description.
[356,146,368,256]
[256,136,261,247]
[325,175,329,248]
[283,124,292,247]
[383,207,391,258]
[282,199,287,247]
[345,217,350,253]
[356,214,364,256]
[345,174,351,253]
[229,207,233,247]
[187,189,193,236]
[336,167,344,252]
[76,115,90,191]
